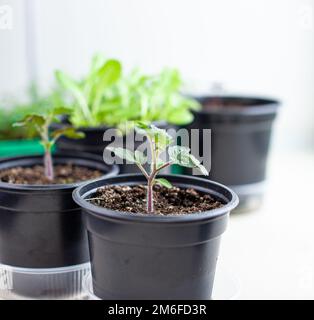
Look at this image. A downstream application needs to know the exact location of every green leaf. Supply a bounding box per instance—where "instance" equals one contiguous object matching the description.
[13,114,45,128]
[90,53,107,73]
[134,150,147,165]
[137,125,172,152]
[168,146,190,164]
[135,124,173,152]
[107,147,136,163]
[168,146,208,176]
[155,178,172,189]
[135,121,150,130]
[150,125,173,148]
[134,122,150,136]
[52,106,72,116]
[92,60,122,111]
[188,154,209,176]
[55,70,90,121]
[97,60,122,87]
[52,127,85,141]
[167,109,194,125]
[156,158,166,169]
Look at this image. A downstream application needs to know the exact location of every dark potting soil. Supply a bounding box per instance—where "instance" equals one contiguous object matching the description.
[89,184,223,215]
[0,164,103,185]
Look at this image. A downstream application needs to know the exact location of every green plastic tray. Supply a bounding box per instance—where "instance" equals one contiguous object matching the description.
[0,139,44,158]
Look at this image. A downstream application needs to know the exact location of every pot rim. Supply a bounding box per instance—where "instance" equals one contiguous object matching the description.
[51,118,169,133]
[73,173,239,223]
[0,152,119,191]
[192,95,280,117]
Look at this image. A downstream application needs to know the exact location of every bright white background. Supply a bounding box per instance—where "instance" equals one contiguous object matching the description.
[1,0,314,299]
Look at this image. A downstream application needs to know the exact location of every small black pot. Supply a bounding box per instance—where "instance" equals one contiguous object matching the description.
[52,120,111,155]
[184,96,279,212]
[0,152,118,298]
[73,174,238,300]
[52,120,174,174]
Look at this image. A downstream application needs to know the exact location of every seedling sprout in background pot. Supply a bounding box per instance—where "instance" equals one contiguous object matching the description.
[0,85,68,158]
[107,123,208,213]
[14,107,84,181]
[0,84,64,141]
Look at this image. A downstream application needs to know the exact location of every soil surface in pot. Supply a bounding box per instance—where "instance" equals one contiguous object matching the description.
[203,98,261,110]
[88,184,223,215]
[0,164,102,184]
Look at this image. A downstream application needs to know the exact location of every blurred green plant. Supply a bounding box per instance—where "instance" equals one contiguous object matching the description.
[108,68,200,126]
[0,85,64,140]
[55,54,200,128]
[55,55,122,127]
[14,106,84,180]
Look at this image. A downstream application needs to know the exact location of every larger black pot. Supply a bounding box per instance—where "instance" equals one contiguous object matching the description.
[73,174,238,300]
[184,96,279,212]
[0,152,118,298]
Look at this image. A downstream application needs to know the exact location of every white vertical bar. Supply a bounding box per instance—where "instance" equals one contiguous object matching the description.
[23,0,38,85]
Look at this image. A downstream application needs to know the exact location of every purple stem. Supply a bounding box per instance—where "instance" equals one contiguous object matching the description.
[147,179,154,213]
[146,162,172,213]
[44,148,54,181]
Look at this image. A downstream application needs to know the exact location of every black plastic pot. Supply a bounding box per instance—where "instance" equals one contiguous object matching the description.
[0,152,118,298]
[52,120,174,174]
[184,96,279,212]
[73,174,238,300]
[52,121,111,155]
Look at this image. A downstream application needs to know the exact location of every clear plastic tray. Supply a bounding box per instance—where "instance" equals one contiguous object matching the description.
[0,262,90,300]
[231,181,266,213]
